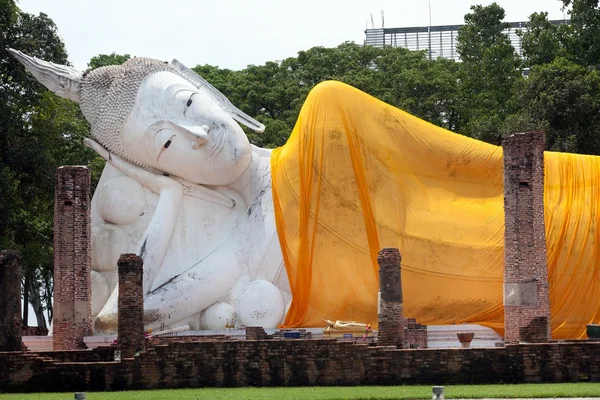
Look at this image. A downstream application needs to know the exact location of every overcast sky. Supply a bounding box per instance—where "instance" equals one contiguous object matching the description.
[19,0,568,72]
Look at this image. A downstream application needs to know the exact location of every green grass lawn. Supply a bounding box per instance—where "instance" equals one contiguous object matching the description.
[2,383,600,400]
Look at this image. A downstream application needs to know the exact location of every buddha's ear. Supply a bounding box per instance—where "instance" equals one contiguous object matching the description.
[7,48,83,103]
[169,58,265,133]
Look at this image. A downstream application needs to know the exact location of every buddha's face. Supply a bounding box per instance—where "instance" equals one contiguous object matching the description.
[120,71,252,185]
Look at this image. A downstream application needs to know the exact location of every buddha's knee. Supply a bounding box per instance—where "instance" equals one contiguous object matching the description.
[200,302,236,330]
[235,280,285,329]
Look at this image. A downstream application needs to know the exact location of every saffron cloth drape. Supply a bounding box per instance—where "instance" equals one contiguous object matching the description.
[271,81,600,339]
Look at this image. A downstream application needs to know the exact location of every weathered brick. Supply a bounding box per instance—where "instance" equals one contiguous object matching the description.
[0,340,598,392]
[377,248,404,347]
[0,250,22,351]
[118,254,145,358]
[502,132,550,344]
[52,166,92,350]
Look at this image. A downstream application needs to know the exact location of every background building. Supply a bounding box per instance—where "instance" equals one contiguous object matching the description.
[364,19,570,61]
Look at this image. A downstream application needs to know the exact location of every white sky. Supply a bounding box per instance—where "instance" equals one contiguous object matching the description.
[18,0,568,71]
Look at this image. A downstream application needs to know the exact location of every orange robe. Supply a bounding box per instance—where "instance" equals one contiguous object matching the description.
[271,81,600,339]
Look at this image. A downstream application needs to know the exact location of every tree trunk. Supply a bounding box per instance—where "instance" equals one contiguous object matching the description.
[45,278,53,324]
[27,282,47,329]
[22,275,29,327]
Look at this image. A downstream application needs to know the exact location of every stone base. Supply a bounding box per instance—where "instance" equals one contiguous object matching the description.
[52,322,90,350]
[323,329,367,338]
[504,307,550,344]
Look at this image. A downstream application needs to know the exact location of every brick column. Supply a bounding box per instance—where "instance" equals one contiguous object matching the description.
[0,250,23,351]
[377,248,404,347]
[503,132,551,344]
[118,254,145,358]
[53,166,92,350]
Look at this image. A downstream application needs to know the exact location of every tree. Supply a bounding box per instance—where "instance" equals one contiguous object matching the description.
[88,52,130,70]
[375,47,460,130]
[456,3,522,143]
[0,1,97,327]
[508,58,600,154]
[519,12,572,67]
[561,0,600,67]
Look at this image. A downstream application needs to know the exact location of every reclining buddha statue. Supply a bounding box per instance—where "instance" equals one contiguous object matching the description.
[10,49,292,333]
[10,49,600,339]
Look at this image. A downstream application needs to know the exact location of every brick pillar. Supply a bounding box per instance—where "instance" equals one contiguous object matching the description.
[52,166,92,350]
[0,250,23,351]
[503,132,551,344]
[118,254,145,358]
[377,248,404,347]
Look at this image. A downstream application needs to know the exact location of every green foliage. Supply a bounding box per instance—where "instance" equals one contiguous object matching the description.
[456,3,522,143]
[561,0,600,67]
[511,58,600,153]
[375,49,460,129]
[519,12,572,67]
[457,3,512,62]
[0,0,97,326]
[88,52,131,70]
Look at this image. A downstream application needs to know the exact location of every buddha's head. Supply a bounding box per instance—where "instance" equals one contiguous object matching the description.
[9,50,264,185]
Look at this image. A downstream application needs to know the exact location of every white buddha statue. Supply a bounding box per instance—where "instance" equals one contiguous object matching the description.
[10,50,292,333]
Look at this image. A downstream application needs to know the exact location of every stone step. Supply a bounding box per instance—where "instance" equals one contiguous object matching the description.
[26,324,505,350]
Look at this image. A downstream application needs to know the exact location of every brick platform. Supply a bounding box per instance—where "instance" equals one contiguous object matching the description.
[377,248,404,347]
[0,250,22,351]
[118,254,145,358]
[502,132,550,343]
[0,340,598,392]
[52,166,92,350]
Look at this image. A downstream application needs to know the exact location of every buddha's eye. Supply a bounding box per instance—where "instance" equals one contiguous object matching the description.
[157,134,176,161]
[185,93,196,108]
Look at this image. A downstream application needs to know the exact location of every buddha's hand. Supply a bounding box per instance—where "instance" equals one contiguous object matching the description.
[85,137,184,295]
[84,138,182,195]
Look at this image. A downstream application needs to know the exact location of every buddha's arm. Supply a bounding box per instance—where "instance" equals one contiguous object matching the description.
[136,184,182,293]
[84,139,183,294]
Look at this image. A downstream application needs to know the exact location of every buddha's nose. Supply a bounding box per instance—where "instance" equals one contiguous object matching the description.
[180,124,210,149]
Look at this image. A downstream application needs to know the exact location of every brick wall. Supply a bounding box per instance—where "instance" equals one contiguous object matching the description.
[377,248,404,347]
[0,250,22,351]
[502,132,550,344]
[1,340,598,393]
[53,166,92,350]
[404,318,427,349]
[118,254,145,359]
[147,335,231,346]
[22,326,49,336]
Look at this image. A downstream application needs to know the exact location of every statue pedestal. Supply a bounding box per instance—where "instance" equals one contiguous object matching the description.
[323,329,366,338]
